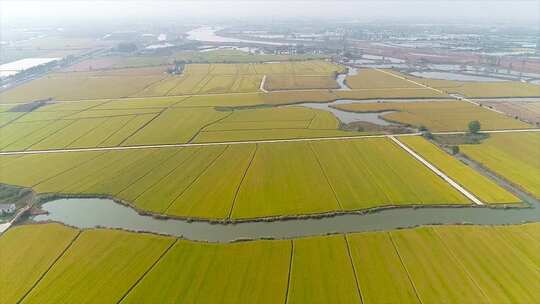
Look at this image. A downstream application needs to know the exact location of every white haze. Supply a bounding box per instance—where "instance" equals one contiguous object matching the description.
[1,1,539,26]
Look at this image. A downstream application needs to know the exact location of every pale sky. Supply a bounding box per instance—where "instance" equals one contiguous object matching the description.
[1,1,539,26]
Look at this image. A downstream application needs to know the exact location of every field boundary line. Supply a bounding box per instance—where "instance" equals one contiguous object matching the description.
[115,239,178,304]
[63,117,113,148]
[0,119,58,150]
[80,149,157,191]
[164,74,188,96]
[487,226,540,273]
[31,150,107,188]
[343,234,365,304]
[1,128,538,156]
[389,136,484,205]
[187,111,234,143]
[16,230,82,304]
[520,228,540,246]
[96,115,138,147]
[114,149,183,197]
[431,228,492,301]
[308,142,343,210]
[387,232,424,304]
[117,110,164,146]
[163,145,230,214]
[227,144,258,220]
[284,240,294,304]
[170,95,192,107]
[22,119,79,150]
[130,147,201,202]
[128,74,170,97]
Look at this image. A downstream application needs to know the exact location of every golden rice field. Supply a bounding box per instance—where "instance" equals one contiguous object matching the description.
[0,67,168,103]
[0,98,357,151]
[265,75,338,91]
[2,62,537,106]
[459,131,540,198]
[0,137,487,220]
[193,106,354,143]
[334,100,532,131]
[0,61,344,103]
[0,223,79,304]
[400,136,519,204]
[20,229,174,304]
[345,68,421,89]
[2,223,539,304]
[136,60,343,97]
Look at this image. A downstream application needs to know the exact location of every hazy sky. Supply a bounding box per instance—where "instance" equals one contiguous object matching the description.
[2,1,539,26]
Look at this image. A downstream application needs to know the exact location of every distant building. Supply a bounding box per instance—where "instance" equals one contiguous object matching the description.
[0,204,16,215]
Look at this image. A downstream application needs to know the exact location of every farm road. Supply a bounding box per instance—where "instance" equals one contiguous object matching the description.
[0,128,538,156]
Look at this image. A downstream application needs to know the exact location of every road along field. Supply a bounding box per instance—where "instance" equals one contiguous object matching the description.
[399,136,519,204]
[0,136,504,220]
[459,131,540,198]
[334,100,532,132]
[2,223,539,303]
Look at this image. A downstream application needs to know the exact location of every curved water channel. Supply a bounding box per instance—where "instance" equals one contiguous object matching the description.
[285,67,397,126]
[34,194,539,243]
[288,99,397,125]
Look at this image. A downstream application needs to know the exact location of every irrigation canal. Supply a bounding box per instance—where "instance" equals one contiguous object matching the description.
[33,189,539,243]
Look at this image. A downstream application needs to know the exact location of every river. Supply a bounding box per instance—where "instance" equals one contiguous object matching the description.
[186,27,289,46]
